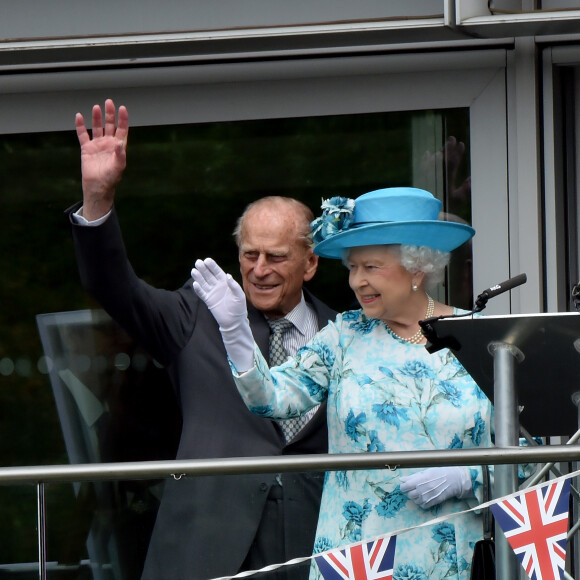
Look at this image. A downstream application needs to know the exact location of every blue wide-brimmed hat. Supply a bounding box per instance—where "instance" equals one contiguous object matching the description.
[311,187,475,259]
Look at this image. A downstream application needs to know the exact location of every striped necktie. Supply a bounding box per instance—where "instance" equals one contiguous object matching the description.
[267,318,312,442]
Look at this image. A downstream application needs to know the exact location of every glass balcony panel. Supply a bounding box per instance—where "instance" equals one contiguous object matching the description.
[0,107,471,573]
[0,485,38,578]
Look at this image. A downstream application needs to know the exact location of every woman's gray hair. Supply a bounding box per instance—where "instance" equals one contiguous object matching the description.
[342,244,450,291]
[399,245,450,290]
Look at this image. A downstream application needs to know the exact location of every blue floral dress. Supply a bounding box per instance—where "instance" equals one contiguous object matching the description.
[233,309,493,580]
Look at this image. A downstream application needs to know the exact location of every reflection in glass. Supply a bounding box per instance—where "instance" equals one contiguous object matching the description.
[35,309,181,466]
[34,310,180,579]
[42,479,165,579]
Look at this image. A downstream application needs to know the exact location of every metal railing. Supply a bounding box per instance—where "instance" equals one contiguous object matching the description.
[2,444,579,580]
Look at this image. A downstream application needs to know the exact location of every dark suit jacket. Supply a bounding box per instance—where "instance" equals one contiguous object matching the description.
[68,205,336,580]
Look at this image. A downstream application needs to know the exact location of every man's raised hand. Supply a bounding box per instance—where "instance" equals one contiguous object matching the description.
[75,99,129,221]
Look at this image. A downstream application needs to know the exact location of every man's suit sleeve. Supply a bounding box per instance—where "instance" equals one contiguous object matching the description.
[66,204,199,365]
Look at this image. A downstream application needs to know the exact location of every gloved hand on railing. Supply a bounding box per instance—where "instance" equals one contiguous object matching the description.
[400,466,472,509]
[192,258,255,372]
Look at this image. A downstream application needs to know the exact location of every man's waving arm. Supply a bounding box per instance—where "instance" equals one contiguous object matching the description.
[75,98,128,222]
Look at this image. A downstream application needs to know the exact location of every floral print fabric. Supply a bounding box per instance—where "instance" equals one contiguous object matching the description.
[233,309,493,580]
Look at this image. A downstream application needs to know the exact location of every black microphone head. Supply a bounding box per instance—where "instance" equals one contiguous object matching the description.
[476,272,528,308]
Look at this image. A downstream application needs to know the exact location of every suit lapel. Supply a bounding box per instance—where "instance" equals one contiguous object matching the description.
[246,303,270,361]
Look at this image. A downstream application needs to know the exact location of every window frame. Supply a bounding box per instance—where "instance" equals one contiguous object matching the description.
[0,49,517,313]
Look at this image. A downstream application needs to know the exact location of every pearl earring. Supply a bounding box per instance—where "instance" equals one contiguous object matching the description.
[412,284,418,292]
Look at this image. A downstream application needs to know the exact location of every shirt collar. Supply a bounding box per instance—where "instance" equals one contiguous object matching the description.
[266,292,311,337]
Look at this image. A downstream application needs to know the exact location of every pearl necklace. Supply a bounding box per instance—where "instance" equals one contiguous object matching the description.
[385,294,434,345]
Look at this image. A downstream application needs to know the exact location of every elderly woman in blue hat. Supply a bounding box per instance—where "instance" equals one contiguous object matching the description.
[192,187,492,580]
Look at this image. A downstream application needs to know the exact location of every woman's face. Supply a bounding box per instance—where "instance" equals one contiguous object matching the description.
[347,245,416,322]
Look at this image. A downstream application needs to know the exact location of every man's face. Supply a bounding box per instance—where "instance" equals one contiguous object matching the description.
[239,205,318,318]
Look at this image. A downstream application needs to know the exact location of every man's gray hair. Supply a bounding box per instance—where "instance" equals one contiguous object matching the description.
[233,196,314,248]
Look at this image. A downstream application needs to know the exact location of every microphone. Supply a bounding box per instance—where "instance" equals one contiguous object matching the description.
[419,272,527,353]
[473,273,527,312]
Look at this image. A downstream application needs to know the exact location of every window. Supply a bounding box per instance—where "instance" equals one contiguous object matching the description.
[0,50,509,574]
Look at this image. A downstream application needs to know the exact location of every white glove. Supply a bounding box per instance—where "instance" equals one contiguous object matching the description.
[191,258,255,372]
[400,467,472,509]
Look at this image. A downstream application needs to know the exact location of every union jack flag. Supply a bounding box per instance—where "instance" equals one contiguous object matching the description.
[490,478,571,580]
[314,536,396,580]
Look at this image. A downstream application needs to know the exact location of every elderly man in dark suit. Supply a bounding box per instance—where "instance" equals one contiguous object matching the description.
[67,99,336,580]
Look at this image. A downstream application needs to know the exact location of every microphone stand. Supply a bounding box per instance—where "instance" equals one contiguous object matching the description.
[420,275,527,580]
[419,313,469,354]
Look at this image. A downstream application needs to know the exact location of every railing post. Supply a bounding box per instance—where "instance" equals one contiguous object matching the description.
[489,341,523,580]
[37,482,46,580]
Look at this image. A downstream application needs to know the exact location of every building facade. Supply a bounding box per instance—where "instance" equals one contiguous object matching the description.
[1,0,580,576]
